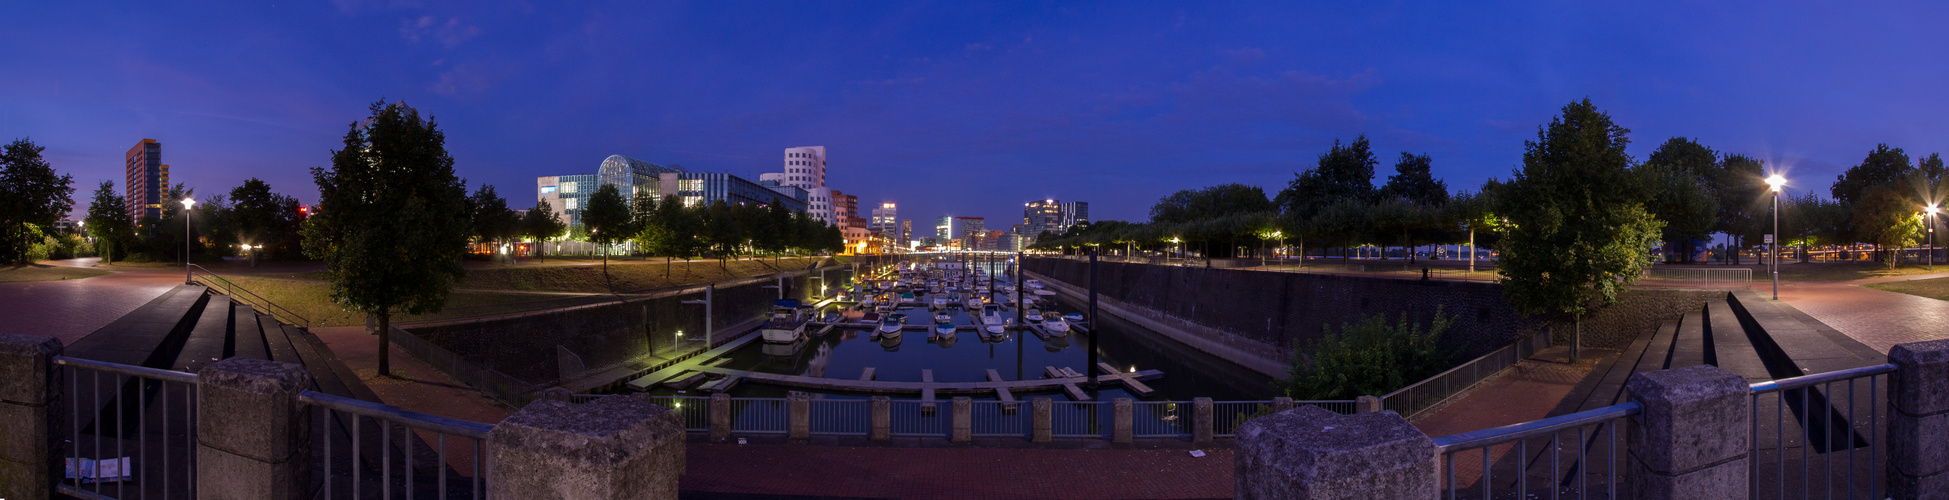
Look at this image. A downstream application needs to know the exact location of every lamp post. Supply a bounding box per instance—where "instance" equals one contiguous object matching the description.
[1929,205,1940,271]
[181,197,196,285]
[1765,175,1785,300]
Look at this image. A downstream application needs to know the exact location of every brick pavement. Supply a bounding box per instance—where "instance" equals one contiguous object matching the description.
[1776,272,1949,354]
[1409,348,1611,489]
[682,444,1233,499]
[0,259,183,345]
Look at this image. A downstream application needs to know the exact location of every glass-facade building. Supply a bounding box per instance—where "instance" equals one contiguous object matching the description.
[538,154,808,232]
[664,172,808,212]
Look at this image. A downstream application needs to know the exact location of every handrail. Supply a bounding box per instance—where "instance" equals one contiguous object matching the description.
[188,264,311,328]
[1749,362,1898,393]
[1431,401,1642,453]
[53,355,200,384]
[1381,329,1546,401]
[298,390,494,439]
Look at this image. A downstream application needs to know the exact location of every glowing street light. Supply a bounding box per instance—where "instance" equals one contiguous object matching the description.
[1764,175,1784,299]
[181,197,196,284]
[1928,204,1940,271]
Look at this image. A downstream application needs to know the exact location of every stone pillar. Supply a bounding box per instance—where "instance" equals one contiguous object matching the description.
[1890,339,1949,498]
[1112,398,1133,444]
[950,397,972,442]
[1623,365,1750,499]
[1356,395,1381,414]
[869,396,891,441]
[1031,398,1052,442]
[196,357,313,500]
[1235,406,1437,499]
[1192,397,1214,444]
[787,392,810,440]
[491,395,685,499]
[0,334,63,500]
[1272,396,1293,413]
[709,393,731,440]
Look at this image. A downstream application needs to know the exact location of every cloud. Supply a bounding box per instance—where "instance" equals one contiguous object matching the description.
[430,62,513,96]
[400,16,482,48]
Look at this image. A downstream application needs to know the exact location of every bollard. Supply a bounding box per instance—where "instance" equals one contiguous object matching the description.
[1031,398,1053,442]
[0,334,63,500]
[1191,397,1214,444]
[1623,365,1750,499]
[1890,339,1949,497]
[1272,396,1294,413]
[197,357,313,500]
[788,392,810,440]
[709,393,731,440]
[1235,406,1437,499]
[870,396,891,441]
[951,397,973,442]
[1356,395,1381,414]
[491,395,685,499]
[1112,398,1134,444]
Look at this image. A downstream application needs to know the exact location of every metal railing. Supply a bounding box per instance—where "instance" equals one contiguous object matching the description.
[728,397,791,435]
[638,395,712,432]
[1381,330,1551,418]
[302,390,494,499]
[1642,266,1754,289]
[809,399,870,437]
[889,400,947,437]
[1132,401,1191,438]
[389,326,547,409]
[970,401,1029,438]
[188,264,312,328]
[1432,401,1640,500]
[54,356,200,500]
[1051,401,1108,439]
[1748,363,1893,500]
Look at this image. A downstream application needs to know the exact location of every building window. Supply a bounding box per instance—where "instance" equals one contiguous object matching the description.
[540,186,558,194]
[560,181,579,193]
[563,198,579,209]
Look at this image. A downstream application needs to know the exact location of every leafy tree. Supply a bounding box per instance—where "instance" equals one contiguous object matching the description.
[521,199,567,262]
[701,200,744,268]
[0,138,76,264]
[581,183,632,272]
[467,184,520,260]
[1278,308,1453,400]
[1277,136,1379,220]
[1644,137,1721,185]
[302,100,470,377]
[84,181,135,263]
[1638,164,1718,263]
[1833,144,1914,208]
[1445,187,1502,270]
[1853,186,1925,268]
[149,183,198,264]
[650,196,701,276]
[629,189,661,261]
[1148,183,1275,224]
[1716,154,1768,264]
[1380,152,1449,207]
[229,178,300,264]
[1496,99,1664,358]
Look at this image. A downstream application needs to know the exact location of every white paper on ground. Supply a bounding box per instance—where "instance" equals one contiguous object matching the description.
[1189,450,1206,458]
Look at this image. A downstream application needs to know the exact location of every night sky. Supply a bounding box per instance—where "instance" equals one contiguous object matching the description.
[6,2,1948,226]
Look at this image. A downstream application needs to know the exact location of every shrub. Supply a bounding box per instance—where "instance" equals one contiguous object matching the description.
[1277,306,1453,400]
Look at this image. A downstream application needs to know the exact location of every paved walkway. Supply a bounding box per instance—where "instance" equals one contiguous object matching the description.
[0,258,183,345]
[682,445,1232,499]
[1777,272,1949,354]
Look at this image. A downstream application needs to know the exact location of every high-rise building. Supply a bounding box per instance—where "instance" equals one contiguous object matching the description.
[1060,201,1090,229]
[539,154,805,231]
[899,219,912,245]
[760,146,832,225]
[870,202,898,235]
[1023,199,1063,241]
[125,139,169,221]
[935,216,957,240]
[956,217,985,237]
[830,190,863,230]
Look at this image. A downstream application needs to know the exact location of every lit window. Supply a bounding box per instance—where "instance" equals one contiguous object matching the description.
[540,186,557,194]
[563,198,579,209]
[560,181,578,193]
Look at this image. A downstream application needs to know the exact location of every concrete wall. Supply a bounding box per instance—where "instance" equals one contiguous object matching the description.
[407,266,853,385]
[1022,258,1717,367]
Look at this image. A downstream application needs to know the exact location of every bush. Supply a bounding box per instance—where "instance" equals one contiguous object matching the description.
[1277,306,1453,400]
[25,234,83,261]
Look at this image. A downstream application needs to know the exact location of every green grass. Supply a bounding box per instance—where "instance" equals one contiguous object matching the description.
[207,275,591,327]
[0,265,110,283]
[1866,277,1949,301]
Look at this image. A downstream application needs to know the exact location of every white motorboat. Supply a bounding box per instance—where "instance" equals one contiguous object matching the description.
[878,314,906,337]
[1044,316,1070,333]
[1063,312,1084,322]
[760,300,810,344]
[930,295,949,309]
[934,321,957,337]
[933,311,952,323]
[1026,279,1044,289]
[964,296,984,309]
[1025,309,1044,322]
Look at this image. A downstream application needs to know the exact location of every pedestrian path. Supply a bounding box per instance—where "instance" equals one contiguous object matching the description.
[1777,272,1949,354]
[682,444,1234,499]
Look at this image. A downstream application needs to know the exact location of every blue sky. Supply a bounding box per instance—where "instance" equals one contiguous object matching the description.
[5,2,1948,225]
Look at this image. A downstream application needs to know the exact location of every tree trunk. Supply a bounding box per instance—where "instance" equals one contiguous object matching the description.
[377,311,392,377]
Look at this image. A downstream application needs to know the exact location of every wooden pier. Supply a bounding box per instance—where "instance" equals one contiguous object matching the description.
[632,365,1163,401]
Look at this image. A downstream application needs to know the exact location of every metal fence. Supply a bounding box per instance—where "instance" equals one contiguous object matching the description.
[1748,363,1893,500]
[1051,401,1108,439]
[638,395,712,432]
[970,401,1029,438]
[1381,330,1551,418]
[388,326,546,409]
[301,390,493,499]
[727,397,791,435]
[809,399,870,437]
[1643,267,1754,289]
[889,400,947,437]
[1132,401,1191,438]
[55,357,199,500]
[1432,401,1638,500]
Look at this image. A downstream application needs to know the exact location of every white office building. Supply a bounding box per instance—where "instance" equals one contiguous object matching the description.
[760,146,833,225]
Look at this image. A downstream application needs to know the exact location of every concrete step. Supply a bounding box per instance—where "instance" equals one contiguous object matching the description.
[1670,311,1707,369]
[169,294,232,374]
[1706,298,1771,382]
[1728,290,1880,376]
[68,285,209,368]
[258,312,305,365]
[230,304,270,361]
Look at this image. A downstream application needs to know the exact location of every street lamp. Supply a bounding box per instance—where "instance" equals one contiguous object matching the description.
[1928,205,1940,271]
[1765,175,1785,300]
[181,197,196,284]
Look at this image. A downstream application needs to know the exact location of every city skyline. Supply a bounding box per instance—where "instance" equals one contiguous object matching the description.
[8,3,1949,225]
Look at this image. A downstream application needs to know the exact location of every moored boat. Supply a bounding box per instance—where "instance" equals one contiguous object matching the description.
[761,300,810,344]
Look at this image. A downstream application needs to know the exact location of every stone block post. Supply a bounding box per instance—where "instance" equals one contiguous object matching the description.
[1623,365,1751,499]
[950,397,972,442]
[490,396,685,499]
[708,393,731,440]
[869,396,891,441]
[1271,396,1293,413]
[1112,398,1133,444]
[1235,406,1437,499]
[1031,398,1053,442]
[787,392,810,440]
[1356,395,1381,414]
[1890,339,1949,497]
[0,334,63,500]
[196,357,313,500]
[1192,397,1214,444]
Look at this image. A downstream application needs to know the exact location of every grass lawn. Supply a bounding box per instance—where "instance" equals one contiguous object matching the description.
[209,275,598,327]
[1693,262,1944,282]
[1866,277,1949,301]
[0,265,110,283]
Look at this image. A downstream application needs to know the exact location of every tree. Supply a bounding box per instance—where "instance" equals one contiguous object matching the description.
[84,181,134,263]
[1445,187,1502,272]
[1834,144,1914,208]
[581,183,632,273]
[1148,183,1275,224]
[1496,98,1664,360]
[1643,137,1721,184]
[1853,187,1925,268]
[302,100,470,377]
[1716,154,1767,264]
[649,196,701,276]
[0,138,76,264]
[1380,152,1449,207]
[521,199,567,262]
[1276,136,1379,220]
[229,178,299,265]
[701,200,745,268]
[467,184,520,261]
[1638,164,1718,263]
[630,189,661,261]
